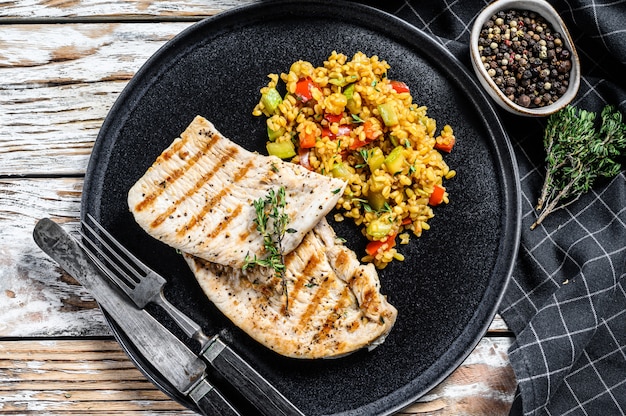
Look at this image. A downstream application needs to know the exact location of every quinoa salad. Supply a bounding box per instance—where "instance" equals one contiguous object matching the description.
[253,51,457,268]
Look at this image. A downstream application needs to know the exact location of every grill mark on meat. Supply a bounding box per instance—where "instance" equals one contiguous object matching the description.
[355,270,376,313]
[348,319,361,332]
[299,262,333,328]
[150,150,240,228]
[316,286,351,342]
[174,146,261,238]
[177,187,228,238]
[302,249,322,277]
[237,227,253,243]
[134,130,218,213]
[285,245,322,302]
[206,204,243,240]
[289,271,307,304]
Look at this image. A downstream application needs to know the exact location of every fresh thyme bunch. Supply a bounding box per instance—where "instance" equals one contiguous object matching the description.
[532,105,626,229]
[242,186,296,312]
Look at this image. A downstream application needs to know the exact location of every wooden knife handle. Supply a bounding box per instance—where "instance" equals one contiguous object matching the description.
[189,377,242,416]
[201,337,304,416]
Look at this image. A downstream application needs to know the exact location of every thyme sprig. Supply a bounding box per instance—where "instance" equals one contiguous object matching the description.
[532,105,626,229]
[242,186,296,312]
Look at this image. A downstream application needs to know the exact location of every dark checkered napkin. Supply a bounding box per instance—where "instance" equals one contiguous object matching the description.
[360,0,626,414]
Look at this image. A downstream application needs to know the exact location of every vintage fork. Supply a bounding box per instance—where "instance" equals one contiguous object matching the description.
[78,214,210,346]
[78,213,304,416]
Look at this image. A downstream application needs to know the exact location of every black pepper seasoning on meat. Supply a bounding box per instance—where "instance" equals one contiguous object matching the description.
[477,9,573,108]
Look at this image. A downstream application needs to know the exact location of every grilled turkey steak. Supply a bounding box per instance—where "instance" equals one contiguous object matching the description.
[128,115,397,358]
[185,218,397,359]
[128,115,346,269]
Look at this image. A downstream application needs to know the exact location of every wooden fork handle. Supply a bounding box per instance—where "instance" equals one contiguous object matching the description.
[201,336,305,416]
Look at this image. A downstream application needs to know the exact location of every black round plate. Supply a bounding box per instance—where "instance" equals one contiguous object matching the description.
[82,1,521,415]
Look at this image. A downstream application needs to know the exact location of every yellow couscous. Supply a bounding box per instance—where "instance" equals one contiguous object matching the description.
[253,51,456,268]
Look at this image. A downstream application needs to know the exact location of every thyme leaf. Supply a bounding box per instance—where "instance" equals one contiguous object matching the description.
[351,114,365,123]
[532,105,626,229]
[242,186,293,313]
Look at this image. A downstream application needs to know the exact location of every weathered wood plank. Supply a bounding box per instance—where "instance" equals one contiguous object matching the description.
[0,23,194,176]
[0,338,514,415]
[0,177,110,337]
[0,0,256,19]
[1,81,118,177]
[0,23,189,76]
[403,337,516,415]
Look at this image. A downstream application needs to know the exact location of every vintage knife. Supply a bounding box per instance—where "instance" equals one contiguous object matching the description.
[33,218,242,416]
[78,213,305,416]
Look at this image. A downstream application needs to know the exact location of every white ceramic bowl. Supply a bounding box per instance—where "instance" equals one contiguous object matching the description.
[470,0,580,117]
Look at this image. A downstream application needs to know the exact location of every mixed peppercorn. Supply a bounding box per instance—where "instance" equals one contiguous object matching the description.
[478,9,573,108]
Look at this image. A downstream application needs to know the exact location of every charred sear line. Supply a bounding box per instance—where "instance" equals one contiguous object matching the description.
[298,269,333,329]
[285,246,321,303]
[135,130,218,212]
[316,286,351,342]
[150,148,241,228]
[206,204,243,239]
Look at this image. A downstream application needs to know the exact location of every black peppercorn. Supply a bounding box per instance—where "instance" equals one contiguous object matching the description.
[557,60,572,73]
[517,94,531,107]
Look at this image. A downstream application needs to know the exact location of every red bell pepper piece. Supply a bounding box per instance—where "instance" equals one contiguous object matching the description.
[294,77,318,103]
[429,185,446,206]
[434,135,456,153]
[299,129,317,149]
[365,233,397,256]
[323,125,352,140]
[349,119,380,149]
[298,148,313,170]
[390,80,410,94]
[324,112,343,123]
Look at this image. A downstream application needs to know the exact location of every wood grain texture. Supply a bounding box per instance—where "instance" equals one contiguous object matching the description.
[0,178,110,337]
[0,0,256,19]
[0,23,192,176]
[403,338,516,415]
[0,338,514,415]
[0,339,194,414]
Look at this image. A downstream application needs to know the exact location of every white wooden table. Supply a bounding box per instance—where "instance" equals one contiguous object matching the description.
[0,1,517,414]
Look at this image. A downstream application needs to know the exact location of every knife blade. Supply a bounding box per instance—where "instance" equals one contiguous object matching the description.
[33,218,242,416]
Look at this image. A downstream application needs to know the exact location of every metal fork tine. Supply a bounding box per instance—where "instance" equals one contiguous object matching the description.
[74,231,138,302]
[79,215,206,333]
[85,213,151,275]
[79,220,140,288]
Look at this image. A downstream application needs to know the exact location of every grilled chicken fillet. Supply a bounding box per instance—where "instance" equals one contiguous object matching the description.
[184,218,398,359]
[128,116,346,269]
